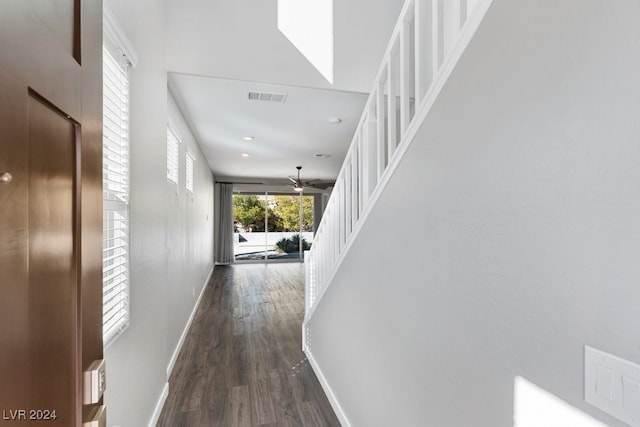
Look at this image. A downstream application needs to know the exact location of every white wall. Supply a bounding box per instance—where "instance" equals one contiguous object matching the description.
[103,1,214,425]
[307,0,640,426]
[166,90,215,369]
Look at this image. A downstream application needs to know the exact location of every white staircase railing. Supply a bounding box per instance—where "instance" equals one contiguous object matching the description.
[304,0,494,321]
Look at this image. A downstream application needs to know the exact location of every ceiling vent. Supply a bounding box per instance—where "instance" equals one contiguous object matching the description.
[248,91,288,104]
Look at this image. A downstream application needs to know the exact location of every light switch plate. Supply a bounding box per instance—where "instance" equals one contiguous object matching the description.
[83,359,106,405]
[585,346,640,426]
[83,406,106,427]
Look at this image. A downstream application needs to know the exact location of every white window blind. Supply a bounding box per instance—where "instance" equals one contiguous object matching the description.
[186,152,195,193]
[167,122,180,184]
[103,45,130,346]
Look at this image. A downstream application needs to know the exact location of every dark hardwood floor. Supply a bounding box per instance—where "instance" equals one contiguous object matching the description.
[157,263,340,427]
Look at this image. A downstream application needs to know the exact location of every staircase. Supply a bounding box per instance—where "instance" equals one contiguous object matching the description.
[303,0,493,423]
[301,1,640,426]
[304,0,493,334]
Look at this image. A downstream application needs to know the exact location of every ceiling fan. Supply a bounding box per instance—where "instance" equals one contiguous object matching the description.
[287,166,334,192]
[288,166,305,192]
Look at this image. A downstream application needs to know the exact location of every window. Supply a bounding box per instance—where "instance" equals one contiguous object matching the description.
[167,121,180,184]
[103,6,137,347]
[233,192,315,261]
[185,152,195,193]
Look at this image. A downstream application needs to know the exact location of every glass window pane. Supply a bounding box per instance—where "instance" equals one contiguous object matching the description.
[233,192,314,262]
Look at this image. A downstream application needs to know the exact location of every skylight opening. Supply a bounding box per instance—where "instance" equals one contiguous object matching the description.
[277,0,334,84]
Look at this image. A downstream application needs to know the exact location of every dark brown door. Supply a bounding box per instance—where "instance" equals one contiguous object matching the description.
[0,1,103,426]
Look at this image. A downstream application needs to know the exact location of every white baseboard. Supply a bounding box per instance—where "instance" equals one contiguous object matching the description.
[147,268,213,427]
[304,347,352,427]
[166,266,214,378]
[147,381,169,427]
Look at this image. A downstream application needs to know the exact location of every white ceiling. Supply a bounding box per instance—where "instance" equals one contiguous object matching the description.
[166,0,405,184]
[169,75,368,182]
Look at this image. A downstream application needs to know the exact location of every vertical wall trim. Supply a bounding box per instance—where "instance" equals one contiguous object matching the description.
[73,0,81,64]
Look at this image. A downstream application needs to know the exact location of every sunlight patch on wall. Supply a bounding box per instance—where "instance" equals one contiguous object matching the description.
[277,0,334,84]
[514,376,606,427]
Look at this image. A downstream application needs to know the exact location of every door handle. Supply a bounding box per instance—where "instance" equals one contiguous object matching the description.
[0,172,12,183]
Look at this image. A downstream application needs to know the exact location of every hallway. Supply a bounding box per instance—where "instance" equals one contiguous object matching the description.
[157,263,340,426]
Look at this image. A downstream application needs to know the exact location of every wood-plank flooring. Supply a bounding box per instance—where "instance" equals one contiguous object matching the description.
[156,263,340,427]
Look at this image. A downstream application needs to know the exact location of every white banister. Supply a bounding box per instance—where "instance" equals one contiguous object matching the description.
[386,56,398,160]
[400,20,413,135]
[343,159,351,240]
[414,0,430,105]
[303,0,494,324]
[364,102,378,198]
[357,133,365,214]
[350,145,359,225]
[375,83,386,178]
[433,0,445,73]
[454,0,468,32]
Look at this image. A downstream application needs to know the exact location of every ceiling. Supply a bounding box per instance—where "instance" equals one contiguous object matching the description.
[166,0,405,185]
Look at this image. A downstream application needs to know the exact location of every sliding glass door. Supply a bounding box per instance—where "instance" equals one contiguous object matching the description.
[233,192,314,262]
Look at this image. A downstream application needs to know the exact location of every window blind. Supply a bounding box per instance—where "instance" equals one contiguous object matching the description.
[167,122,180,184]
[186,152,195,193]
[103,46,130,346]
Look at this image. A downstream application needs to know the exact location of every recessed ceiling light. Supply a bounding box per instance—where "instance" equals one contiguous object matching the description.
[243,136,254,141]
[241,153,250,157]
[328,117,342,124]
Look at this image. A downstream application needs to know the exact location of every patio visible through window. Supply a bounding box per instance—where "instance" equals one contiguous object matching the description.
[233,193,314,261]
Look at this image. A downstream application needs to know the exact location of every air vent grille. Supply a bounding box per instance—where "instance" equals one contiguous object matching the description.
[248,91,288,103]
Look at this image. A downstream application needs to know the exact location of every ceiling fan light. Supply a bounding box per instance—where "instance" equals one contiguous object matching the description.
[291,166,304,191]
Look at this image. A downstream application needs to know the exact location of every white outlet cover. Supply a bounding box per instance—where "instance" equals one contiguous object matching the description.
[623,376,640,417]
[585,346,640,426]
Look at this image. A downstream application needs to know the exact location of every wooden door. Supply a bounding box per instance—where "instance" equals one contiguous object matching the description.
[0,1,103,426]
